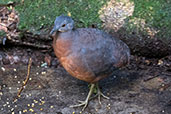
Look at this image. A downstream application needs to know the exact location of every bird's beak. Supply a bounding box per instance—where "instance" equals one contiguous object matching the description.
[50,27,56,36]
[50,25,60,36]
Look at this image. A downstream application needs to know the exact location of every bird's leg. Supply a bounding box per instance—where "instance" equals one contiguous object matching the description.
[95,83,109,104]
[70,83,95,111]
[89,83,109,104]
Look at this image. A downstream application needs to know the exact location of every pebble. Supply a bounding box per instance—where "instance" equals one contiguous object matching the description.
[2,84,6,87]
[29,108,34,112]
[40,108,43,111]
[23,109,27,112]
[1,67,5,71]
[41,63,48,67]
[31,103,35,107]
[19,111,22,114]
[0,92,3,95]
[33,100,38,103]
[11,108,14,111]
[41,72,46,75]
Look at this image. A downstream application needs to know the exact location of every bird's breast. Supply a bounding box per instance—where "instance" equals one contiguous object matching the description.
[53,35,73,59]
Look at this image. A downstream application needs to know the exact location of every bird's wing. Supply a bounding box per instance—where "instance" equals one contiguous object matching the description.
[72,28,119,77]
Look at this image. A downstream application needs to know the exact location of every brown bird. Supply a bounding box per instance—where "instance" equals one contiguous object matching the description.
[50,15,130,111]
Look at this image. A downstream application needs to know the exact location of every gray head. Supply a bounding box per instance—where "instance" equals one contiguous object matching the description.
[50,15,74,35]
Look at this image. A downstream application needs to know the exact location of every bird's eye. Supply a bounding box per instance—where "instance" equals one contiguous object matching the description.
[62,24,66,27]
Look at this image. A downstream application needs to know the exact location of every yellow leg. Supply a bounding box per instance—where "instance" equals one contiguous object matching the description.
[95,83,109,104]
[70,83,95,111]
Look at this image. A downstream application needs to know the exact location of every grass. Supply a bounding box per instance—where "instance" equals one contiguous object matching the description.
[0,0,171,39]
[128,0,171,39]
[0,0,107,33]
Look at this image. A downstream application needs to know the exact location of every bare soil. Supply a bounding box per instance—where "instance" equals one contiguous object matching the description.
[0,47,171,114]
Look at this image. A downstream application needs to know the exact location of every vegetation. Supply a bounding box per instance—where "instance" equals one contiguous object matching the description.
[0,0,107,33]
[0,0,170,39]
[128,0,171,39]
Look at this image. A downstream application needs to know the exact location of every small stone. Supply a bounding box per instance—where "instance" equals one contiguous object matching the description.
[2,85,6,87]
[41,71,46,75]
[0,92,3,95]
[11,108,14,111]
[29,108,34,112]
[41,101,45,104]
[1,67,5,71]
[19,111,22,114]
[23,109,27,112]
[31,103,35,107]
[33,100,38,103]
[40,108,43,111]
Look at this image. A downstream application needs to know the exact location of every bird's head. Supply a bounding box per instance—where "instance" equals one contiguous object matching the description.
[50,15,74,36]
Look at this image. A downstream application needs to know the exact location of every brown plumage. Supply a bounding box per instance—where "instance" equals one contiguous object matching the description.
[50,15,130,111]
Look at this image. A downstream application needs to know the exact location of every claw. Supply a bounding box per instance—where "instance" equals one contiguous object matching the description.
[96,83,109,105]
[70,83,109,111]
[70,84,95,111]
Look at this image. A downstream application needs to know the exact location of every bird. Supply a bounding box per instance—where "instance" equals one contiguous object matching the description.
[50,15,130,111]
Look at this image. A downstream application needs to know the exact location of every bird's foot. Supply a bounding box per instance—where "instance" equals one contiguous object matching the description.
[97,88,109,104]
[70,99,89,111]
[90,83,109,104]
[70,83,95,111]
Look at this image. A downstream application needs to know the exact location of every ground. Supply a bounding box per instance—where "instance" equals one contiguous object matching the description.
[0,1,171,114]
[0,48,171,114]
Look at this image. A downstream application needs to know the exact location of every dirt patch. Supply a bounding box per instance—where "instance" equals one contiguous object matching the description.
[0,47,171,114]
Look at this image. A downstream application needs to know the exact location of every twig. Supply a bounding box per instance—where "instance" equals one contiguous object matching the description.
[9,38,52,49]
[143,75,159,82]
[14,58,32,101]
